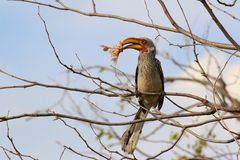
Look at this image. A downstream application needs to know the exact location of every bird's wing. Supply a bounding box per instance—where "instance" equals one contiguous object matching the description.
[155,58,164,110]
[135,64,139,97]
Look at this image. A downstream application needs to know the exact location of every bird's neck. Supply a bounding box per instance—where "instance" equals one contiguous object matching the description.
[138,52,155,63]
[138,52,157,74]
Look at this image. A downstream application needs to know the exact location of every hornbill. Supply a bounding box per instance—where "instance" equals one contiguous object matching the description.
[120,37,164,154]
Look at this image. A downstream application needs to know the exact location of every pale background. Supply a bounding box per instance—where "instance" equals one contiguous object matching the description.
[1,0,240,159]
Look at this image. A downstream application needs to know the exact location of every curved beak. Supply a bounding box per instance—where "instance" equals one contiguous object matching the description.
[121,38,143,51]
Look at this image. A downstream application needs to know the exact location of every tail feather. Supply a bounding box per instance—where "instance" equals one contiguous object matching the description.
[121,108,148,154]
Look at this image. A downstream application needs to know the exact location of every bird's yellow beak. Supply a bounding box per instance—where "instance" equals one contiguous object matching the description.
[121,38,144,51]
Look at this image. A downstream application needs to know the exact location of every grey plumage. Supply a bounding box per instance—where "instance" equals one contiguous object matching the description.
[121,37,164,154]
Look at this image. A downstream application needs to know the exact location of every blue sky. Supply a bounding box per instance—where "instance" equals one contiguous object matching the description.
[1,0,240,159]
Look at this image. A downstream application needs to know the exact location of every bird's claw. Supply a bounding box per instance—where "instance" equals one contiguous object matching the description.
[135,90,141,97]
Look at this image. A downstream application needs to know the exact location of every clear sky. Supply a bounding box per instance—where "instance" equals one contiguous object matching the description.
[1,0,240,159]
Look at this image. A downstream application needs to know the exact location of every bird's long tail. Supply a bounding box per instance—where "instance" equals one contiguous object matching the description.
[121,108,148,154]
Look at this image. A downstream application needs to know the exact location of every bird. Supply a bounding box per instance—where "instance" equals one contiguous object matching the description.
[120,37,164,154]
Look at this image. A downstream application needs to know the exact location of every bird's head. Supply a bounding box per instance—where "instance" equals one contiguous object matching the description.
[121,37,156,55]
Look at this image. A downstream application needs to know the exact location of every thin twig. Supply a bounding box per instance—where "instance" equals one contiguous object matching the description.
[11,0,239,50]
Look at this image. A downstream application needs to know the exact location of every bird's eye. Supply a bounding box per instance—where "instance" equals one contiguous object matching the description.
[141,40,147,45]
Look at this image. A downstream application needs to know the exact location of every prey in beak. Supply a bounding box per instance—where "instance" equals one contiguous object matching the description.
[101,37,148,63]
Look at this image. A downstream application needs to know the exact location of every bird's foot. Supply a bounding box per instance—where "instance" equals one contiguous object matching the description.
[135,90,141,97]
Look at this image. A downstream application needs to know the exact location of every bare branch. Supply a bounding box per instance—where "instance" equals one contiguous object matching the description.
[10,0,239,50]
[91,0,96,13]
[216,0,237,7]
[199,0,240,51]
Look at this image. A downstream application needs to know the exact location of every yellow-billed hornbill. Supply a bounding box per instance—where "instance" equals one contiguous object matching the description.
[120,37,164,154]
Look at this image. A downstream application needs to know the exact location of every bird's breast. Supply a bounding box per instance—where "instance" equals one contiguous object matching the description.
[137,65,162,92]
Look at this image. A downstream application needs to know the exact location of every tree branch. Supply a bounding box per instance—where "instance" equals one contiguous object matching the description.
[11,0,238,50]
